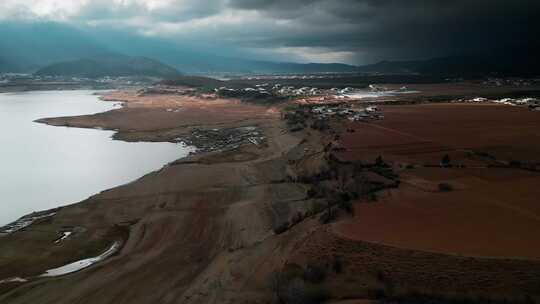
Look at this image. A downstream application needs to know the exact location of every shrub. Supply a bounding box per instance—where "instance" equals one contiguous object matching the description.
[303,264,326,284]
[375,155,386,167]
[476,151,495,159]
[441,154,451,167]
[332,256,343,274]
[339,192,351,202]
[270,265,329,304]
[291,212,304,226]
[338,199,354,214]
[370,167,398,180]
[273,221,289,234]
[284,104,299,112]
[319,207,336,224]
[282,278,328,304]
[375,270,396,297]
[509,160,522,167]
[311,119,329,131]
[306,187,317,198]
[309,201,326,216]
[290,124,305,132]
[438,183,453,192]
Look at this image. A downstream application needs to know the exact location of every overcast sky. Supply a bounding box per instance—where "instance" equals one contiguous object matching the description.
[1,0,538,64]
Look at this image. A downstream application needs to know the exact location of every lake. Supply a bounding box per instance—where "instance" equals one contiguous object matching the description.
[0,90,193,226]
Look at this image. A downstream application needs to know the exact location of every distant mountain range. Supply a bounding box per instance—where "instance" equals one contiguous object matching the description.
[1,22,538,77]
[0,57,18,73]
[357,43,540,77]
[35,55,181,78]
[0,22,359,75]
[0,22,111,73]
[160,76,226,87]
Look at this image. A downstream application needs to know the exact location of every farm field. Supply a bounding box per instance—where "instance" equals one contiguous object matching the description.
[334,103,540,258]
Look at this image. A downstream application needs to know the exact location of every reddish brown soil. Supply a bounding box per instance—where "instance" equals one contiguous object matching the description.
[290,225,540,301]
[339,103,540,163]
[382,82,540,100]
[334,178,540,258]
[334,103,540,258]
[379,103,540,159]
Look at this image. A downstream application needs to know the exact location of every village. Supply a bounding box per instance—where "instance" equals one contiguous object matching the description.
[461,96,540,110]
[283,101,384,134]
[173,125,266,153]
[309,103,383,121]
[214,83,358,99]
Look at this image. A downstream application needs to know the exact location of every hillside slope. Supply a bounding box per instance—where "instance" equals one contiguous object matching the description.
[35,56,181,78]
[0,22,111,73]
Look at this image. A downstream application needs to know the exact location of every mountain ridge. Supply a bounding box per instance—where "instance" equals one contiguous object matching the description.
[0,22,360,74]
[2,22,539,77]
[358,43,540,77]
[35,55,182,78]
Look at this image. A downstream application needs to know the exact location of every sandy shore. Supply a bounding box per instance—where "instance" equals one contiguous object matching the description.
[1,89,540,303]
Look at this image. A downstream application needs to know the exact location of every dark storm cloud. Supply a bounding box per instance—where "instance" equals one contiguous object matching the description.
[226,0,540,62]
[2,0,539,64]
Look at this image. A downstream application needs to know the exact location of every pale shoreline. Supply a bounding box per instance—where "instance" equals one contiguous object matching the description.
[0,90,194,227]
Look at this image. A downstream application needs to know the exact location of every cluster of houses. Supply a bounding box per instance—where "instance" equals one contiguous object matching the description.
[175,126,266,153]
[369,84,409,92]
[215,83,363,99]
[215,86,271,96]
[464,97,540,109]
[241,74,340,81]
[311,104,383,121]
[276,86,358,96]
[215,84,317,97]
[0,73,41,85]
[275,85,323,96]
[482,78,537,87]
[0,210,57,235]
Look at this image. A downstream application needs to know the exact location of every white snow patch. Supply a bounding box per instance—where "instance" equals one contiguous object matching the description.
[54,231,73,244]
[0,277,27,284]
[40,242,120,277]
[1,212,56,234]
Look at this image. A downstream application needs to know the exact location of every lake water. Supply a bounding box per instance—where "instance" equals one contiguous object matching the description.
[0,90,193,226]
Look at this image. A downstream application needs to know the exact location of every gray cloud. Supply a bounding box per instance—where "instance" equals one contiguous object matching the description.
[1,0,539,64]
